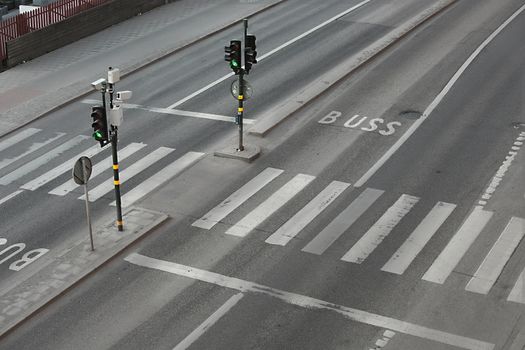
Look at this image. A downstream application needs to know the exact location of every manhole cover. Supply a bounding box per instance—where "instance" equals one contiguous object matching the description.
[399,110,422,120]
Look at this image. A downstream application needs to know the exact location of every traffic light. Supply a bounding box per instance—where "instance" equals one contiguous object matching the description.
[245,34,257,74]
[225,40,241,74]
[91,105,109,147]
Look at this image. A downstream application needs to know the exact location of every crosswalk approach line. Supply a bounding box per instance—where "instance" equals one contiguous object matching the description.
[508,267,525,303]
[21,144,107,191]
[0,132,65,171]
[113,151,205,208]
[80,147,174,202]
[341,194,419,264]
[301,188,384,255]
[422,208,493,284]
[48,142,146,196]
[192,167,284,230]
[0,128,41,153]
[465,217,525,295]
[265,181,350,246]
[381,201,456,275]
[226,174,315,237]
[0,135,89,185]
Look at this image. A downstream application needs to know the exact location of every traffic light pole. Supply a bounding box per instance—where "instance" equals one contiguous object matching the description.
[237,70,244,151]
[108,80,124,232]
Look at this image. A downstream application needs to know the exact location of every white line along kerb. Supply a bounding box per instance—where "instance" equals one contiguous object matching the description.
[166,0,372,110]
[354,2,525,187]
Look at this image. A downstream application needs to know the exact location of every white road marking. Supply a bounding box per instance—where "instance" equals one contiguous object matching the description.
[465,217,525,295]
[125,253,495,350]
[0,132,65,171]
[422,208,493,284]
[301,188,383,255]
[226,174,315,237]
[353,3,525,188]
[80,147,174,202]
[48,142,146,196]
[0,190,24,206]
[192,167,284,230]
[265,181,350,246]
[81,99,254,124]
[165,0,372,109]
[0,128,41,153]
[21,144,107,191]
[508,268,525,303]
[341,194,419,264]
[0,135,89,185]
[113,151,205,208]
[172,293,244,350]
[381,201,456,275]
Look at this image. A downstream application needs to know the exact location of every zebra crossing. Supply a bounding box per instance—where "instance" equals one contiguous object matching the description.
[192,167,525,303]
[0,128,205,207]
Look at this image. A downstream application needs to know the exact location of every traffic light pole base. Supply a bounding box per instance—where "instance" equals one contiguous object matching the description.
[214,143,260,163]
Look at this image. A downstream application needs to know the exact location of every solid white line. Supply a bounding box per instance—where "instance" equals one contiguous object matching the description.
[508,268,525,304]
[113,151,205,208]
[192,167,284,230]
[422,208,493,284]
[0,190,24,206]
[0,128,41,153]
[0,132,65,171]
[21,144,107,191]
[381,201,456,275]
[125,253,495,350]
[226,174,315,237]
[172,293,244,350]
[80,147,174,202]
[301,188,384,255]
[353,3,525,188]
[165,0,371,110]
[465,217,525,295]
[341,194,419,264]
[265,181,350,246]
[0,135,89,185]
[49,142,146,196]
[81,100,255,124]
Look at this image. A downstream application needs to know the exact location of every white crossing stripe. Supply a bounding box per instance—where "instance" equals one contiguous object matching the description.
[341,194,419,264]
[0,190,24,206]
[301,188,384,255]
[226,174,315,237]
[49,143,146,196]
[21,144,107,191]
[113,151,205,208]
[0,135,89,185]
[265,181,350,246]
[80,147,174,202]
[422,208,493,284]
[465,217,525,295]
[0,128,41,153]
[0,132,65,171]
[192,167,284,230]
[381,202,456,275]
[508,268,525,303]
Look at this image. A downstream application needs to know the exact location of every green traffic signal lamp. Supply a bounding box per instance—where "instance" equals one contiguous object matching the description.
[91,105,109,147]
[224,40,241,75]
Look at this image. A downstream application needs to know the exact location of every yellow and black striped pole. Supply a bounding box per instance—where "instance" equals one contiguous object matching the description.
[108,81,124,232]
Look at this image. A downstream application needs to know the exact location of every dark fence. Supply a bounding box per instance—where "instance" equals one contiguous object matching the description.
[0,0,109,62]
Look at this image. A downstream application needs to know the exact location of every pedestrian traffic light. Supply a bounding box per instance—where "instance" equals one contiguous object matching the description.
[91,105,109,147]
[245,34,257,74]
[225,40,242,74]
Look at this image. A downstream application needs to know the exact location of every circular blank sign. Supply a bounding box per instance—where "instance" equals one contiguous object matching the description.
[72,156,93,185]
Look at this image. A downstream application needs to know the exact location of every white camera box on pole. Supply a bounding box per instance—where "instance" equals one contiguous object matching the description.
[109,105,123,127]
[107,68,120,84]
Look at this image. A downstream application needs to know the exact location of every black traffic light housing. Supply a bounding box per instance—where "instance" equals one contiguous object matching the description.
[91,105,109,147]
[244,34,257,74]
[225,40,242,75]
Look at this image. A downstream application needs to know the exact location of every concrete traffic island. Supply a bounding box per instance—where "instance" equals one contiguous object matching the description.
[214,143,261,163]
[0,207,168,339]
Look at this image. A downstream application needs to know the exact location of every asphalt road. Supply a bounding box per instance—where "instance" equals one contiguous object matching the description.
[1,0,525,349]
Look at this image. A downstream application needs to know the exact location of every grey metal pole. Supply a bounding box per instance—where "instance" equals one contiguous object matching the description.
[82,158,94,251]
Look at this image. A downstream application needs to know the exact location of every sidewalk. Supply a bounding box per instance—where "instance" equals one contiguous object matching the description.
[0,0,285,138]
